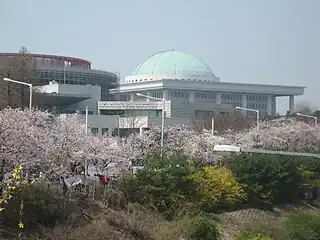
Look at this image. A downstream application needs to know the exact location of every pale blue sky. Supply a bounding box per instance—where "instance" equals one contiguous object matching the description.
[1,0,319,113]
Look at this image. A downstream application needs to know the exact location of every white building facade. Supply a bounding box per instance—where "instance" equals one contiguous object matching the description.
[109,50,304,119]
[35,50,305,134]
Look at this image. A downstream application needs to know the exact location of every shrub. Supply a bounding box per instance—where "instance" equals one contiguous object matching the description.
[37,203,167,240]
[0,183,77,231]
[189,166,247,210]
[225,153,301,203]
[236,221,288,240]
[296,157,320,187]
[118,154,202,219]
[237,234,272,240]
[183,215,219,240]
[284,211,320,240]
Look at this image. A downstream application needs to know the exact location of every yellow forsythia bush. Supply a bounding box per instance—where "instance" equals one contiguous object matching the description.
[190,166,247,207]
[0,166,26,230]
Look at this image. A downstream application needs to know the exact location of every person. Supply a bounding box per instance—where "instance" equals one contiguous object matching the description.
[94,174,110,185]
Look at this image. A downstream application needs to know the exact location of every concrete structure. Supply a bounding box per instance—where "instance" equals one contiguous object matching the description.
[0,52,119,104]
[35,82,101,114]
[1,50,305,134]
[61,113,198,135]
[110,50,304,118]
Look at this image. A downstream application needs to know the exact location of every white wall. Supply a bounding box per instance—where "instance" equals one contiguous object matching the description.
[60,114,200,135]
[60,84,101,113]
[170,101,232,118]
[61,114,119,135]
[36,84,101,113]
[148,116,192,126]
[117,79,305,96]
[36,84,59,93]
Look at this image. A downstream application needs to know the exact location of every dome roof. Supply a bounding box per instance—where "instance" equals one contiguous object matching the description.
[131,50,219,81]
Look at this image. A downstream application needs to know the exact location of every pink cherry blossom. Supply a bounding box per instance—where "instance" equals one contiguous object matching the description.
[123,117,320,163]
[1,108,319,180]
[0,108,130,178]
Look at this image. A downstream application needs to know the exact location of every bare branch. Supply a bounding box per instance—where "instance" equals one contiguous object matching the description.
[118,102,147,135]
[0,47,40,109]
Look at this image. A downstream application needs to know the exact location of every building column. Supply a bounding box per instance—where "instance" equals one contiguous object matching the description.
[163,90,168,100]
[189,91,195,102]
[267,95,272,116]
[146,91,152,102]
[241,94,247,108]
[130,92,136,102]
[51,106,57,114]
[289,95,294,114]
[241,94,247,117]
[272,96,276,116]
[216,92,221,104]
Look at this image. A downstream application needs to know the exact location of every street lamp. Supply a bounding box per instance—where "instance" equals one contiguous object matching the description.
[136,93,166,155]
[296,112,317,124]
[3,78,32,110]
[211,118,215,136]
[236,106,260,129]
[84,106,89,188]
[85,106,89,134]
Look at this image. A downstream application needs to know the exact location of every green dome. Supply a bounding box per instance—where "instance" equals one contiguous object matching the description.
[132,50,217,79]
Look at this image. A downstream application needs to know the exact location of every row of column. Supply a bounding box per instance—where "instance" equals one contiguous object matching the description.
[190,92,278,116]
[130,90,295,116]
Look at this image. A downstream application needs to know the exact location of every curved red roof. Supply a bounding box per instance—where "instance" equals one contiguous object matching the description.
[0,53,91,69]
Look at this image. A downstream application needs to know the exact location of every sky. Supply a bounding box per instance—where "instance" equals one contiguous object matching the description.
[1,0,319,113]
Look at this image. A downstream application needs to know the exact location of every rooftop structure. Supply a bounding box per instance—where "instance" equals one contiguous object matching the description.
[110,50,304,118]
[0,52,119,113]
[129,50,219,82]
[0,52,119,102]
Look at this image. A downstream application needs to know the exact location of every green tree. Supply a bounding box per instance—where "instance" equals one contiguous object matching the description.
[119,154,202,219]
[224,153,301,203]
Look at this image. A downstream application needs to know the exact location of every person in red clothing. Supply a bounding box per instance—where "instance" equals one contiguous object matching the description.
[103,175,110,185]
[95,174,110,185]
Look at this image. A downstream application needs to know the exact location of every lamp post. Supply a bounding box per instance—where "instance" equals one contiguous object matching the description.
[84,106,88,180]
[211,118,215,136]
[85,106,89,134]
[236,106,260,129]
[3,78,32,109]
[136,93,165,155]
[296,112,318,124]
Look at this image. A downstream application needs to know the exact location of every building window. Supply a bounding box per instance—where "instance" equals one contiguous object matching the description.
[195,110,215,118]
[81,111,93,115]
[102,128,108,135]
[91,128,99,134]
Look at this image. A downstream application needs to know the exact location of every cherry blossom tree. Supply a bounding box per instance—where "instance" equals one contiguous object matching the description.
[123,125,196,163]
[1,107,319,182]
[79,134,130,177]
[0,108,130,180]
[121,117,320,164]
[231,118,320,152]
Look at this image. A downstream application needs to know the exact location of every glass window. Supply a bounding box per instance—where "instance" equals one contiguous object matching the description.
[91,128,99,134]
[102,128,108,135]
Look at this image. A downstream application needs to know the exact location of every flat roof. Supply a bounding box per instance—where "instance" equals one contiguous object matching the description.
[111,79,305,96]
[34,92,91,106]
